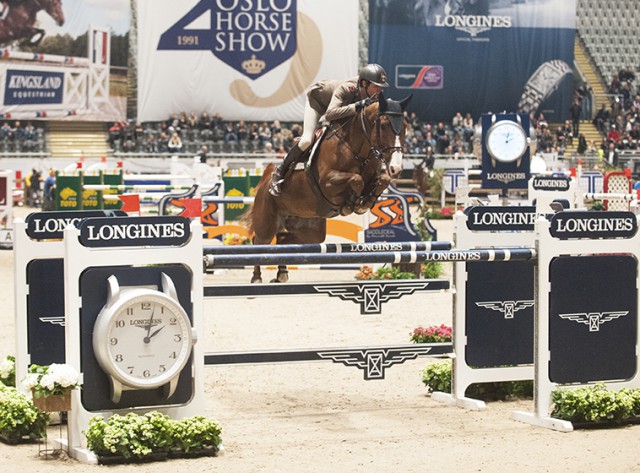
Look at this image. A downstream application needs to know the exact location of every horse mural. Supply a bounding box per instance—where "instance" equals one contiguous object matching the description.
[0,0,64,47]
[246,93,412,283]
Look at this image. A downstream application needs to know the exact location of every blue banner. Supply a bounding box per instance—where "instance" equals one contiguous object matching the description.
[4,69,64,105]
[369,0,576,122]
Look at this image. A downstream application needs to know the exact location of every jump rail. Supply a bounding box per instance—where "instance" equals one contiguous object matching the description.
[204,248,536,268]
[203,241,453,255]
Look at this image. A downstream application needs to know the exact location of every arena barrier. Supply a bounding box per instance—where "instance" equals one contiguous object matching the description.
[512,210,640,431]
[432,205,537,410]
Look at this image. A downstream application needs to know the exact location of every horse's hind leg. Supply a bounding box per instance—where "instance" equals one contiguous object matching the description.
[272,218,327,283]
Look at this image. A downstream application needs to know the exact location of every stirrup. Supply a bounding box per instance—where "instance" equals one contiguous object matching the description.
[269,177,284,197]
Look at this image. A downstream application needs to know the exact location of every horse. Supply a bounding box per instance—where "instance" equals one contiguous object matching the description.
[0,0,64,47]
[245,93,412,283]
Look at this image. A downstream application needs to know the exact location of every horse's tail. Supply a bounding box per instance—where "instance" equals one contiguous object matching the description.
[241,163,276,238]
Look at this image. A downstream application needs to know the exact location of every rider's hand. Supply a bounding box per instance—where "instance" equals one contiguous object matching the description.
[355,97,373,111]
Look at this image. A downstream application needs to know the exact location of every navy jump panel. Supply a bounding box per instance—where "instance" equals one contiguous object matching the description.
[465,260,535,367]
[26,258,65,365]
[549,255,637,384]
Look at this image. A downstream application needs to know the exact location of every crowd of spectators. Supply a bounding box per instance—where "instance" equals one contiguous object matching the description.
[0,120,45,152]
[590,67,640,152]
[107,110,479,160]
[108,112,297,158]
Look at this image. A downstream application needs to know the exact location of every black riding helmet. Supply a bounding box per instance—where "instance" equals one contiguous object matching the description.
[358,63,389,89]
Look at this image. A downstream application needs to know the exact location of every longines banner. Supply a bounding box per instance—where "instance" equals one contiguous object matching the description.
[369,0,576,122]
[137,0,359,121]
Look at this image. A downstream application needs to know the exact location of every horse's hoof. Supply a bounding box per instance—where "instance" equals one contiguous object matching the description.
[251,277,262,284]
[269,278,281,283]
[277,273,289,283]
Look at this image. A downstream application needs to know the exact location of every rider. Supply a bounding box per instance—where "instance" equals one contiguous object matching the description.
[269,63,389,197]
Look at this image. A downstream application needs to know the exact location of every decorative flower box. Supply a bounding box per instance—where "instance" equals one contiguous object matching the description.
[31,388,71,412]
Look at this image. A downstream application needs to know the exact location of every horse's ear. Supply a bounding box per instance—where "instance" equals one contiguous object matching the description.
[399,94,413,111]
[378,93,387,114]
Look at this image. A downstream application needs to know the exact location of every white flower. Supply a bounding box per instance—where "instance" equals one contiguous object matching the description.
[22,373,40,390]
[39,373,56,391]
[50,364,80,388]
[0,359,13,379]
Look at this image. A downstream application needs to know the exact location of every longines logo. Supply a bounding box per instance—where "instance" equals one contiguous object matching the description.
[434,14,511,38]
[532,176,570,191]
[25,210,126,240]
[39,316,65,326]
[313,281,441,315]
[476,300,534,319]
[485,172,526,184]
[79,216,191,248]
[559,311,629,332]
[317,346,435,380]
[550,212,637,239]
[466,206,536,231]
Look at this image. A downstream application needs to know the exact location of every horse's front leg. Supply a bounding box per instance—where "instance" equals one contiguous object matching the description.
[325,171,364,215]
[354,173,391,214]
[251,265,263,284]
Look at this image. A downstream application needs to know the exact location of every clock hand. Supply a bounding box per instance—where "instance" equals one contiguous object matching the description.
[145,306,156,339]
[148,325,165,340]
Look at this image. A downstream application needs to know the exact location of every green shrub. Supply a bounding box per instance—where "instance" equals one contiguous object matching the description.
[551,383,636,423]
[420,360,533,401]
[85,411,222,458]
[0,384,49,443]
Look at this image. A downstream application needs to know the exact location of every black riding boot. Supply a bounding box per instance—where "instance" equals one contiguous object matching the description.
[269,144,305,196]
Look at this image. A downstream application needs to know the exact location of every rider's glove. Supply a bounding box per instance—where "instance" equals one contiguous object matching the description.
[355,97,373,111]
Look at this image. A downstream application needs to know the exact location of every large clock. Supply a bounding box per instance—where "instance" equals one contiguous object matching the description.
[92,273,197,403]
[485,114,528,166]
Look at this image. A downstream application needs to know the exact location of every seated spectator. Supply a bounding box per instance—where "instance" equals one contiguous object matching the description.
[145,133,158,153]
[167,132,183,153]
[607,124,621,143]
[224,122,238,143]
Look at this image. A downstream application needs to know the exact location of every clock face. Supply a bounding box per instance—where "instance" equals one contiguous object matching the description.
[94,290,193,390]
[486,121,528,163]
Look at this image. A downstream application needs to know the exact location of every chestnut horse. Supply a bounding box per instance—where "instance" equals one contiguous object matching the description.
[246,94,412,283]
[0,0,64,47]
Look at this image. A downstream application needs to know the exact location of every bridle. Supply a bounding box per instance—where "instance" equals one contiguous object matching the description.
[327,103,404,171]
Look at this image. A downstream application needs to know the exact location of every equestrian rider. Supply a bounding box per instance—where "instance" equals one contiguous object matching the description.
[269,63,389,197]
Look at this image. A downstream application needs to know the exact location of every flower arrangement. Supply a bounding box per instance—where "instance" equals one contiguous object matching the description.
[85,411,223,461]
[410,324,452,343]
[0,384,48,443]
[355,265,417,280]
[422,206,460,220]
[223,233,251,245]
[0,355,15,387]
[22,363,81,399]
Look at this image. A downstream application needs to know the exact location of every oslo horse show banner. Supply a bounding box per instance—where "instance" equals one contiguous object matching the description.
[369,0,576,122]
[137,0,359,122]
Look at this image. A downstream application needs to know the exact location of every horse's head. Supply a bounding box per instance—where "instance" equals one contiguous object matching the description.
[368,93,412,176]
[44,0,65,26]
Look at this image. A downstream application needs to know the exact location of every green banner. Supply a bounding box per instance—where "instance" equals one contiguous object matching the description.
[102,170,123,210]
[82,172,102,210]
[55,173,82,211]
[223,173,250,221]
